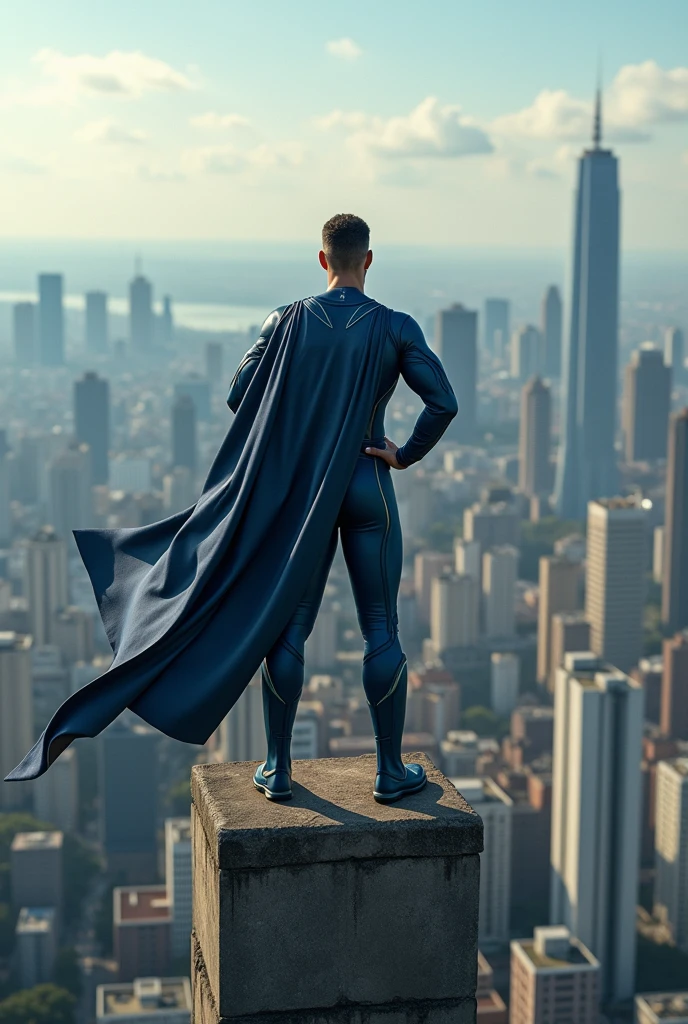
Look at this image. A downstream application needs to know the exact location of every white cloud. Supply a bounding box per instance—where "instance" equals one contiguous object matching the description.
[75,119,147,145]
[190,112,251,131]
[492,89,591,141]
[137,165,186,183]
[183,142,303,175]
[318,97,493,160]
[607,61,688,126]
[326,38,362,61]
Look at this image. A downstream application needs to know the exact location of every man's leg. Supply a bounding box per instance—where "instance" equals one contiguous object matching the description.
[253,526,339,800]
[339,454,426,802]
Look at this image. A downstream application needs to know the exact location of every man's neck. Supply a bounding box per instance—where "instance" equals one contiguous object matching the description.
[325,273,365,293]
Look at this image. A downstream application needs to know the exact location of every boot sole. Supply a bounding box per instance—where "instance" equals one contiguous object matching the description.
[253,778,293,802]
[373,774,428,804]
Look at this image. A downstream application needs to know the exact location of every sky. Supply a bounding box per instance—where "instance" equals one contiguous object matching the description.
[1,0,687,249]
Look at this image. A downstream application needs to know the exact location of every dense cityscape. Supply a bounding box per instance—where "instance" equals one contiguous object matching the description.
[1,66,688,1024]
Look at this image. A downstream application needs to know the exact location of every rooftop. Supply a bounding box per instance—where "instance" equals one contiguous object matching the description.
[97,976,191,1018]
[165,818,191,843]
[11,830,63,852]
[16,907,56,934]
[114,886,171,925]
[0,632,32,651]
[636,993,688,1022]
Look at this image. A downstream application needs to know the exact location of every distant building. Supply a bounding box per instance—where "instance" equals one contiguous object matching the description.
[518,377,551,498]
[464,502,520,551]
[130,274,154,350]
[654,758,688,952]
[75,372,110,484]
[23,527,69,646]
[435,304,477,443]
[440,730,479,777]
[660,631,688,740]
[537,557,580,686]
[99,720,159,884]
[0,633,33,810]
[501,769,552,929]
[511,326,542,383]
[454,538,481,581]
[483,546,518,638]
[654,525,665,584]
[665,326,685,384]
[452,778,512,947]
[171,395,197,473]
[10,831,63,915]
[113,886,171,982]
[555,91,620,519]
[622,344,671,462]
[477,950,508,1021]
[220,671,264,762]
[49,441,93,539]
[430,573,479,652]
[292,706,320,759]
[306,598,338,670]
[86,291,109,353]
[52,606,95,666]
[549,612,590,693]
[15,907,57,989]
[33,746,78,833]
[96,976,191,1023]
[490,653,519,716]
[174,376,211,423]
[662,409,688,632]
[13,302,36,365]
[110,455,152,493]
[636,992,688,1024]
[38,273,64,366]
[541,285,562,378]
[165,819,192,960]
[585,498,646,672]
[510,926,599,1024]
[632,655,664,726]
[205,341,223,382]
[484,298,510,361]
[551,653,643,1002]
[414,551,454,625]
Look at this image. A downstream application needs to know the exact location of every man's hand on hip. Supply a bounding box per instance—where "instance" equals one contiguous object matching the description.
[364,436,407,470]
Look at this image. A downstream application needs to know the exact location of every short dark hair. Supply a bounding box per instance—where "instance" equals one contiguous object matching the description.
[321,214,370,271]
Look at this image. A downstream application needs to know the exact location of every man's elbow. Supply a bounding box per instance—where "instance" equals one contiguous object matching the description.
[446,393,459,420]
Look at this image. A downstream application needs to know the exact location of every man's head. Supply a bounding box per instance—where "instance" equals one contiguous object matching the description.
[319,213,372,282]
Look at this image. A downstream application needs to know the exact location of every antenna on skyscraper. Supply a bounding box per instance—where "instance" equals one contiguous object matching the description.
[593,58,603,149]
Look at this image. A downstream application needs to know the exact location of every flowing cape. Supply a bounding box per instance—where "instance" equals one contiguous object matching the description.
[7,299,391,781]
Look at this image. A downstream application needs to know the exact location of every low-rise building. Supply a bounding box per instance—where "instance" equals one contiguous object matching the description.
[510,926,599,1024]
[96,976,191,1022]
[114,886,171,982]
[636,993,688,1024]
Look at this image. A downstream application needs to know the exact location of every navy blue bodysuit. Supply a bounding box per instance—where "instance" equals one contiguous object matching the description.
[228,286,457,708]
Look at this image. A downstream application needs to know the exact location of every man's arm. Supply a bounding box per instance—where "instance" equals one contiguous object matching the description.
[227,307,285,413]
[393,315,458,467]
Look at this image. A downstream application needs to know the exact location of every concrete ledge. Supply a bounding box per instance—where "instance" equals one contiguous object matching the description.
[191,752,483,871]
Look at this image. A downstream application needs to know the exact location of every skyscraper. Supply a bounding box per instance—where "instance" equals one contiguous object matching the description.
[555,92,620,519]
[171,395,197,473]
[653,758,688,952]
[13,302,36,366]
[510,326,542,383]
[665,326,685,384]
[662,409,688,632]
[129,273,154,350]
[205,340,223,383]
[585,498,646,672]
[435,304,477,443]
[541,285,563,378]
[518,376,551,498]
[484,298,510,360]
[622,344,671,462]
[660,631,688,739]
[510,927,600,1024]
[0,633,33,811]
[430,573,479,652]
[74,372,110,484]
[48,442,93,540]
[483,546,518,638]
[550,653,643,1002]
[537,556,580,686]
[38,274,64,367]
[165,818,192,959]
[23,527,69,646]
[85,291,108,353]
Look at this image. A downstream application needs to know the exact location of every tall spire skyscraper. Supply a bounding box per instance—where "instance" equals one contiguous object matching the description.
[555,87,620,519]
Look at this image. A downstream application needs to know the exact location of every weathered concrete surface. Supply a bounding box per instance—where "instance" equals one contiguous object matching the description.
[192,753,482,1022]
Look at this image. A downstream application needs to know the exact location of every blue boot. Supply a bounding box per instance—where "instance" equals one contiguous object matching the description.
[252,660,299,802]
[367,658,427,803]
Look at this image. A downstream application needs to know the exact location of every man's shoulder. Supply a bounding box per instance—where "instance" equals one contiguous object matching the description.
[259,305,290,339]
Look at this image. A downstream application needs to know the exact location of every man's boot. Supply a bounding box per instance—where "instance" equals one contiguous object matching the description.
[366,657,427,803]
[253,660,299,801]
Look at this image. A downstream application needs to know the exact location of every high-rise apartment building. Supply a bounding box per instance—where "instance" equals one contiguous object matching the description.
[555,94,620,518]
[10,831,64,913]
[662,409,688,632]
[15,908,57,990]
[171,395,197,473]
[665,326,685,384]
[85,291,108,353]
[510,926,599,1024]
[435,304,477,443]
[484,298,510,360]
[660,631,688,739]
[541,285,563,378]
[129,273,154,350]
[75,371,110,484]
[23,527,69,646]
[0,633,33,810]
[537,557,580,686]
[430,573,479,652]
[13,302,36,365]
[464,502,520,550]
[174,376,211,423]
[550,653,643,1001]
[518,377,551,498]
[490,652,519,716]
[622,344,671,462]
[511,326,542,383]
[653,758,688,952]
[38,274,64,366]
[113,885,171,982]
[483,546,518,638]
[49,442,93,539]
[165,818,192,960]
[220,671,265,762]
[549,613,590,692]
[585,498,646,672]
[33,746,78,833]
[454,538,481,581]
[414,551,455,625]
[205,340,223,382]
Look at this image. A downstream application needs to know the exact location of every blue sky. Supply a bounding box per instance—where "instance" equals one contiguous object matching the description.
[1,0,686,247]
